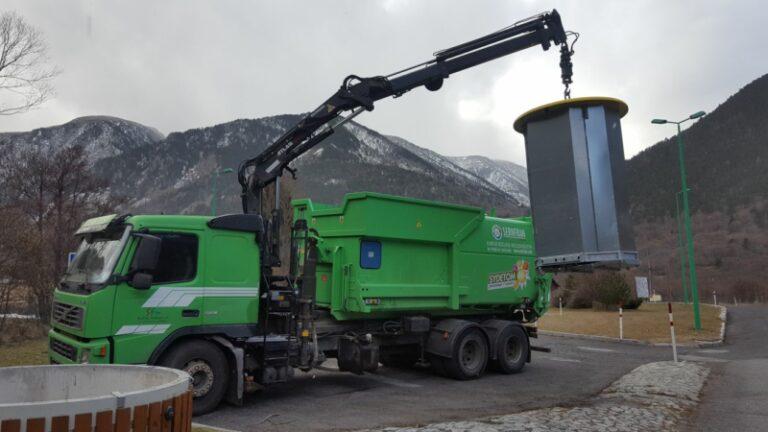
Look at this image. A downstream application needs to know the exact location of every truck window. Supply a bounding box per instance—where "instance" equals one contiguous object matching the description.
[133,233,198,284]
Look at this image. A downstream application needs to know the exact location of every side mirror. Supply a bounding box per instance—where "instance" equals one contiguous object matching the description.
[129,272,153,290]
[132,233,161,272]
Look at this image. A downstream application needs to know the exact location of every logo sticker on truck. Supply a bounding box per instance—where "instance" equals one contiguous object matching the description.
[487,260,530,290]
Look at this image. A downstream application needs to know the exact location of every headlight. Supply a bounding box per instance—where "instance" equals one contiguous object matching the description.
[80,348,90,363]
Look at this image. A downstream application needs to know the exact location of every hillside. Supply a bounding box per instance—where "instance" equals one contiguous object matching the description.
[625,73,768,302]
[2,115,529,217]
[0,116,164,162]
[627,74,768,220]
[449,155,530,207]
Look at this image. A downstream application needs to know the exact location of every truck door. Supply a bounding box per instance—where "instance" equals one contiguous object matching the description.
[112,231,203,364]
[201,231,261,327]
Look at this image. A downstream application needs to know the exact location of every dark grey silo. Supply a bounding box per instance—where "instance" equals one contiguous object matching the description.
[515,98,638,268]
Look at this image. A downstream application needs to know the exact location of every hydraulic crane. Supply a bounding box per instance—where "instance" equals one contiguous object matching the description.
[238,9,577,268]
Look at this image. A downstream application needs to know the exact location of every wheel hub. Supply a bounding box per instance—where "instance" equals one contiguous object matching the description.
[185,360,214,397]
[505,337,522,363]
[461,340,482,370]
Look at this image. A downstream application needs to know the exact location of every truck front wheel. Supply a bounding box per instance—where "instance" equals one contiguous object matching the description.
[442,327,488,380]
[159,339,229,416]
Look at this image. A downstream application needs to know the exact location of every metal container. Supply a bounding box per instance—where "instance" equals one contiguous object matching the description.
[514,97,638,268]
[0,364,191,432]
[293,192,552,320]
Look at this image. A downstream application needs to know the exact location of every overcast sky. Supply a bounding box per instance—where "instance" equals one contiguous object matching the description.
[1,0,766,165]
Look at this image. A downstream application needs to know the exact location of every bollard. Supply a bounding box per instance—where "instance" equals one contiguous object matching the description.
[713,290,717,306]
[559,297,563,316]
[619,307,624,340]
[668,302,678,362]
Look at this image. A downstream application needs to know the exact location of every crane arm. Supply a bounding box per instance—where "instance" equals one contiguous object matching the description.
[238,9,574,214]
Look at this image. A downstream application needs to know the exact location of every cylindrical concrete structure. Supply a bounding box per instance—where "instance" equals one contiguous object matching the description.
[0,364,191,432]
[514,97,638,269]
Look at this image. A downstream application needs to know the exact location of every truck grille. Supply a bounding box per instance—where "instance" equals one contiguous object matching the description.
[50,338,77,362]
[52,301,84,329]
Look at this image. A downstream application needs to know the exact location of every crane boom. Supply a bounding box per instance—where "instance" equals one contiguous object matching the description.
[238,9,575,267]
[239,10,573,213]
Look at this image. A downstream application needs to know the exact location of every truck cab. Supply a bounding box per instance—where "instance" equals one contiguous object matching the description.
[50,213,263,412]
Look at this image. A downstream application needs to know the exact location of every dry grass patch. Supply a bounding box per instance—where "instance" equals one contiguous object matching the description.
[538,302,722,344]
[0,337,48,367]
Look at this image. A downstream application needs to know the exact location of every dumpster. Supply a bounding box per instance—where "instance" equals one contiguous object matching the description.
[514,97,638,268]
[293,192,551,321]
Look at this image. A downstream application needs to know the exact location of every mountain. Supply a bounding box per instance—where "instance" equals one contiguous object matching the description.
[0,116,164,162]
[627,74,768,220]
[624,73,768,302]
[67,115,531,216]
[448,156,530,207]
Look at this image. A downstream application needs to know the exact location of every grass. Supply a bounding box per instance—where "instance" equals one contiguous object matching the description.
[0,337,49,367]
[538,302,723,344]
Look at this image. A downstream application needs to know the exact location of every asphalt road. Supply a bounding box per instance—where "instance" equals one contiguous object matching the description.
[685,304,768,432]
[199,332,677,432]
[197,306,768,432]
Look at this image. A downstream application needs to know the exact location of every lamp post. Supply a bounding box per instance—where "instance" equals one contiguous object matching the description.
[652,110,705,330]
[211,168,234,216]
[675,191,690,304]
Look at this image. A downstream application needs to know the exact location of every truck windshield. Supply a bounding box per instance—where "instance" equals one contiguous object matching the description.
[61,226,131,292]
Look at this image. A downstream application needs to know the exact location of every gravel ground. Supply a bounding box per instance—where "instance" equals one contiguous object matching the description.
[362,361,709,432]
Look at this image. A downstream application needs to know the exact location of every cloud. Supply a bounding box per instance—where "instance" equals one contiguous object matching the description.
[1,0,766,165]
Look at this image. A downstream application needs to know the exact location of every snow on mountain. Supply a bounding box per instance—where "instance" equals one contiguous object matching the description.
[0,116,164,163]
[3,114,530,216]
[449,155,530,206]
[385,134,529,207]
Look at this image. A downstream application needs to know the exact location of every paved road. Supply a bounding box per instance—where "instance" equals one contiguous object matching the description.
[684,304,768,431]
[198,334,677,432]
[197,306,768,432]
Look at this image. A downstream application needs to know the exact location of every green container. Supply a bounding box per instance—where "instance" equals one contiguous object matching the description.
[293,192,551,321]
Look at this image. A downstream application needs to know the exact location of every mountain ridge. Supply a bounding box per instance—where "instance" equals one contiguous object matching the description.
[0,113,529,216]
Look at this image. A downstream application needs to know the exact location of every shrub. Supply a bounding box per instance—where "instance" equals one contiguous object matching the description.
[568,283,597,309]
[731,279,766,303]
[593,271,632,307]
[623,297,644,310]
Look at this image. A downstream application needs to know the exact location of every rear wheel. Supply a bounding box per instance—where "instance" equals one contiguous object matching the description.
[492,325,528,374]
[159,339,229,416]
[443,327,488,380]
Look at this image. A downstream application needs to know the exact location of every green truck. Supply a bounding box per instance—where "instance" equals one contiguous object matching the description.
[49,11,638,416]
[51,193,550,414]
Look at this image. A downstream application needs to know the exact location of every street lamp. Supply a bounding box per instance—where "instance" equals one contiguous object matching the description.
[675,190,690,304]
[211,168,234,216]
[652,110,706,330]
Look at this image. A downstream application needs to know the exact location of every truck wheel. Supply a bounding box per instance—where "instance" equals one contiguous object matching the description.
[160,339,229,416]
[444,327,488,380]
[492,325,528,374]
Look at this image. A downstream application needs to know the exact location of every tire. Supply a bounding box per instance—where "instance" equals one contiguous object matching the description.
[428,354,448,377]
[491,325,528,374]
[159,339,229,416]
[443,327,488,380]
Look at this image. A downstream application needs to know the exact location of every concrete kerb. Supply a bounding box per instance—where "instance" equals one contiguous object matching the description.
[191,422,242,432]
[539,305,728,348]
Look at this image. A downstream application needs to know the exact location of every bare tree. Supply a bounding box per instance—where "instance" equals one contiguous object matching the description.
[0,11,59,115]
[1,143,118,321]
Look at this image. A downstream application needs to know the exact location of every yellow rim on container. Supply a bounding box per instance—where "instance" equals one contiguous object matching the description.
[513,96,628,133]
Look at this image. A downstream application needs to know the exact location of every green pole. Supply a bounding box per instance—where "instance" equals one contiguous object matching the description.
[676,123,701,330]
[675,192,690,304]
